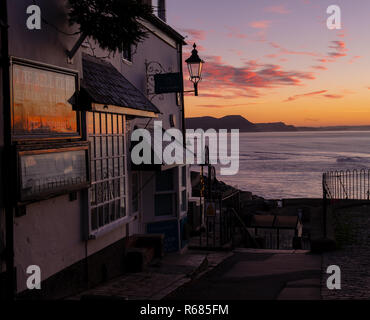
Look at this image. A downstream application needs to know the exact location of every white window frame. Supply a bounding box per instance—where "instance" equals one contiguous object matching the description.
[87,112,129,238]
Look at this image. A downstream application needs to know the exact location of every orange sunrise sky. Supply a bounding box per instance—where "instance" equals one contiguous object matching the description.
[168,0,370,127]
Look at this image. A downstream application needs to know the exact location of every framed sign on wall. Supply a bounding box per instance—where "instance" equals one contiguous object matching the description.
[17,144,90,203]
[10,58,80,140]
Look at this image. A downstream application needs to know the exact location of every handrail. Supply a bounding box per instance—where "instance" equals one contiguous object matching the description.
[230,208,260,248]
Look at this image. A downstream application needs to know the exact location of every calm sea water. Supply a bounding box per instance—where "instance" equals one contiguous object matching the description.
[203,131,370,199]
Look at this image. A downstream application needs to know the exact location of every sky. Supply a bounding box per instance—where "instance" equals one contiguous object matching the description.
[167,0,370,126]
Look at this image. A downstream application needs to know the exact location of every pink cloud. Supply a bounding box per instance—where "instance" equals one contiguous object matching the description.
[284,90,327,102]
[190,55,316,101]
[269,42,320,57]
[180,28,206,42]
[264,5,291,14]
[250,20,272,29]
[323,94,343,99]
[312,65,328,70]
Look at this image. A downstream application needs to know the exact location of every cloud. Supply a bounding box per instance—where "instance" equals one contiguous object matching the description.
[180,28,206,41]
[312,65,327,70]
[225,26,248,39]
[284,90,327,102]
[327,40,348,59]
[199,103,259,108]
[250,20,272,29]
[284,90,346,102]
[186,55,316,101]
[264,5,291,14]
[269,42,320,57]
[323,94,344,99]
[349,56,361,64]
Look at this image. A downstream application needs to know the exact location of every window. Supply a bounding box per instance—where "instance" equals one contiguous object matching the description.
[122,45,133,63]
[11,60,80,139]
[155,169,176,216]
[88,112,127,233]
[180,166,187,213]
[132,172,139,213]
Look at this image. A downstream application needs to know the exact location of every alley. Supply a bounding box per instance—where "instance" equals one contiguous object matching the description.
[166,250,322,300]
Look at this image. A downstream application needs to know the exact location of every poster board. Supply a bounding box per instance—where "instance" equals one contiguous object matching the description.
[18,145,90,202]
[11,59,80,139]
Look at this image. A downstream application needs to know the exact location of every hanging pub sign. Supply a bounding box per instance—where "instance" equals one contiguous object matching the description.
[11,58,80,139]
[154,72,183,94]
[17,144,90,202]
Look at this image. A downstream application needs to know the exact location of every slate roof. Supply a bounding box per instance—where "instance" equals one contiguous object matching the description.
[81,54,160,114]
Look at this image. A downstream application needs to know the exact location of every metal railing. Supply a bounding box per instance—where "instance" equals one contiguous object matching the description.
[323,169,370,200]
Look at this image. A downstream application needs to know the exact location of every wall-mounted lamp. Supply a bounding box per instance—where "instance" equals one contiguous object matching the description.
[185,43,204,96]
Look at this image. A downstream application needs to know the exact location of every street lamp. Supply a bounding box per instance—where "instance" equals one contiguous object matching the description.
[185,43,204,96]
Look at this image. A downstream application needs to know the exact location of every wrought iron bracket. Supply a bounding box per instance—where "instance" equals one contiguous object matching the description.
[145,60,173,102]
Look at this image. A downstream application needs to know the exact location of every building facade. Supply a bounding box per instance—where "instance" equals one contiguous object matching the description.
[0,0,189,299]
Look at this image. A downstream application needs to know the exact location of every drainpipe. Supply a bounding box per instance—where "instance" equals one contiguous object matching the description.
[179,43,186,147]
[1,0,15,300]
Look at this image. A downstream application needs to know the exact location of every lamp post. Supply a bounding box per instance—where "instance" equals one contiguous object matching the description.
[185,43,204,96]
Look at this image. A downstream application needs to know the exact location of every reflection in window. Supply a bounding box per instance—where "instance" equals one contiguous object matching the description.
[12,63,79,138]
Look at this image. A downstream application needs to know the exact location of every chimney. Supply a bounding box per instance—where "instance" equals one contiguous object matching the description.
[158,0,166,22]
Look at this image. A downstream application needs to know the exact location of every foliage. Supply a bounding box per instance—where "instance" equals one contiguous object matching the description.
[67,0,153,53]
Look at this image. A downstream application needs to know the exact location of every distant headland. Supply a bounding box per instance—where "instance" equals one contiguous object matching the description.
[186,115,370,132]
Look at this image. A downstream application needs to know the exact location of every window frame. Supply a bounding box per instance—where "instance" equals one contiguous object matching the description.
[122,44,133,64]
[10,57,82,142]
[154,168,177,217]
[87,111,129,238]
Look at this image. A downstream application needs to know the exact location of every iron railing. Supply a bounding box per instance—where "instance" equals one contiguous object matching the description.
[323,169,370,200]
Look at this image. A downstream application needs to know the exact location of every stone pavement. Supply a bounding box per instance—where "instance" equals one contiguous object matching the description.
[69,250,233,300]
[166,249,322,300]
[321,205,370,300]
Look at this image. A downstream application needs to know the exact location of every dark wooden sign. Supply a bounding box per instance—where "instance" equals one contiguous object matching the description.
[154,72,183,94]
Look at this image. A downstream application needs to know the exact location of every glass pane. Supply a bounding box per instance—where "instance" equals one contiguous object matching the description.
[91,208,98,230]
[90,184,96,205]
[115,200,121,219]
[156,169,174,191]
[155,194,174,216]
[90,160,95,182]
[120,198,126,217]
[182,166,187,187]
[112,114,117,134]
[96,137,101,158]
[118,115,123,134]
[107,114,112,134]
[98,206,104,227]
[94,112,100,134]
[104,205,109,224]
[132,173,139,212]
[110,202,115,222]
[181,189,187,212]
[102,136,107,158]
[87,112,94,134]
[95,160,102,181]
[12,63,78,137]
[101,113,106,134]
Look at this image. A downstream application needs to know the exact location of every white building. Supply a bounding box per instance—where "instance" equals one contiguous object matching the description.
[0,0,190,299]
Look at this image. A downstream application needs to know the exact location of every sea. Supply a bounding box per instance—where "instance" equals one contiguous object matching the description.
[193,131,370,199]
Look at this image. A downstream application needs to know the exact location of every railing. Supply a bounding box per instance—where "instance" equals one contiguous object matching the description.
[323,169,370,200]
